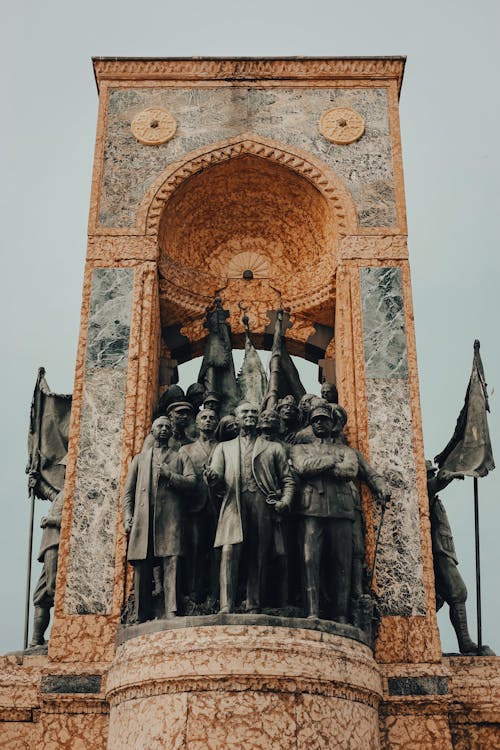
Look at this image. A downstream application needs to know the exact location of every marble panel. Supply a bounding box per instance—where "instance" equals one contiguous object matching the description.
[360,267,408,378]
[85,268,133,368]
[366,378,426,616]
[99,87,396,228]
[65,367,127,614]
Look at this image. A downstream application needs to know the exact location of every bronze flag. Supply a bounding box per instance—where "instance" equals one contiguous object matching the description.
[435,340,495,478]
[27,367,72,499]
[261,309,305,412]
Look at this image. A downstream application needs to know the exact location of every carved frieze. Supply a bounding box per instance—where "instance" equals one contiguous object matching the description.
[93,57,405,93]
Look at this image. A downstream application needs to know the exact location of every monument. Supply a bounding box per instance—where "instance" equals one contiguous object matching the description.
[1,57,498,750]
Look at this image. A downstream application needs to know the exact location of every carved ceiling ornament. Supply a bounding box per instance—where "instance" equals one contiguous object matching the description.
[131,107,177,145]
[226,251,270,279]
[319,107,365,145]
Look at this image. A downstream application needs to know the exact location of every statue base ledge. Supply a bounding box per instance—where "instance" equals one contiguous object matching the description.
[117,612,372,647]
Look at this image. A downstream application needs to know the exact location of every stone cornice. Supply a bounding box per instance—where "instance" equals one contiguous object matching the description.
[92,56,406,95]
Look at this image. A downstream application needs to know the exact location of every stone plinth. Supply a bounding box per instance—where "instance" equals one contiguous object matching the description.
[106,624,383,750]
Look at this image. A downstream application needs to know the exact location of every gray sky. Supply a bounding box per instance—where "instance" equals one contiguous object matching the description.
[1,0,499,655]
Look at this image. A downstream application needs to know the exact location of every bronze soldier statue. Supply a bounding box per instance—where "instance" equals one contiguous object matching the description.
[30,480,64,647]
[295,394,323,444]
[426,461,494,655]
[205,401,295,614]
[122,416,196,622]
[166,401,195,451]
[291,403,389,622]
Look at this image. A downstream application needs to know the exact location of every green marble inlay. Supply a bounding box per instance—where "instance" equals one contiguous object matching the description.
[85,268,133,368]
[360,267,408,378]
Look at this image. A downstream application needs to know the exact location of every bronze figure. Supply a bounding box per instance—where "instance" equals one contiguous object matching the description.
[122,417,196,622]
[30,481,64,647]
[291,403,389,622]
[179,409,219,603]
[205,401,294,614]
[426,461,494,654]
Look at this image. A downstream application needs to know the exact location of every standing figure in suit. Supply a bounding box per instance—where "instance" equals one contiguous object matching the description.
[122,416,196,622]
[179,408,219,602]
[205,401,295,614]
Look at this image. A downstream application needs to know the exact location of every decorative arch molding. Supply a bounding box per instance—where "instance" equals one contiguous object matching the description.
[136,133,359,237]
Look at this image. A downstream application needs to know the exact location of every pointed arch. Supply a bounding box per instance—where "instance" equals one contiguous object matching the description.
[136,133,359,237]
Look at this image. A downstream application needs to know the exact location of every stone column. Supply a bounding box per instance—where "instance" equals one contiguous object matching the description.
[106,626,383,750]
[336,236,442,664]
[49,240,160,663]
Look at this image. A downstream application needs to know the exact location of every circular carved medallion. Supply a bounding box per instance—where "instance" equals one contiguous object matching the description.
[319,107,365,145]
[131,107,177,145]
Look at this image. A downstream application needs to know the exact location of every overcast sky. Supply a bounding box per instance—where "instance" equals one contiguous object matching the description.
[1,0,499,655]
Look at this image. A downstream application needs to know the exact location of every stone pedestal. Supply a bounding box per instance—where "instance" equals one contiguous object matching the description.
[106,624,383,750]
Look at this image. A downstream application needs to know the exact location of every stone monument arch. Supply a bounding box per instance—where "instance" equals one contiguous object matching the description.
[2,57,498,750]
[145,135,357,369]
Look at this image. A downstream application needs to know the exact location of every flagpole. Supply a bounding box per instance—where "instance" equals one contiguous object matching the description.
[473,476,482,653]
[23,493,35,650]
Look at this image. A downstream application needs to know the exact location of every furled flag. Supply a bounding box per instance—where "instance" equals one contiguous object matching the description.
[261,309,305,412]
[435,340,495,478]
[237,313,268,406]
[27,368,72,499]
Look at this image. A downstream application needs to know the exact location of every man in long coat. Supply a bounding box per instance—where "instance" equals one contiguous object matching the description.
[205,401,295,614]
[122,416,196,622]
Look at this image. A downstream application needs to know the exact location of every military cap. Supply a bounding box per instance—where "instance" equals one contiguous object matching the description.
[310,402,333,421]
[331,404,348,426]
[166,401,194,415]
[204,391,222,405]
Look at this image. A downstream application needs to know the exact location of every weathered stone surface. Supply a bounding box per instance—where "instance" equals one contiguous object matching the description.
[99,87,396,228]
[187,691,297,750]
[360,267,408,378]
[381,715,453,750]
[106,626,382,750]
[65,368,128,614]
[85,268,133,368]
[108,693,186,750]
[366,377,426,616]
[296,694,380,749]
[41,674,102,694]
[388,676,449,696]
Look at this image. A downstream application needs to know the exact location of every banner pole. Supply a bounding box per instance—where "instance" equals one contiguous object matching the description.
[473,476,482,654]
[23,494,35,650]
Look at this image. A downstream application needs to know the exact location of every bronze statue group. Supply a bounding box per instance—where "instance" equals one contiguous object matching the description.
[122,383,391,630]
[28,302,489,654]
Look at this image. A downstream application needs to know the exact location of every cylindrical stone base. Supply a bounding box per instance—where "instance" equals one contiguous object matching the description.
[106,624,382,749]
